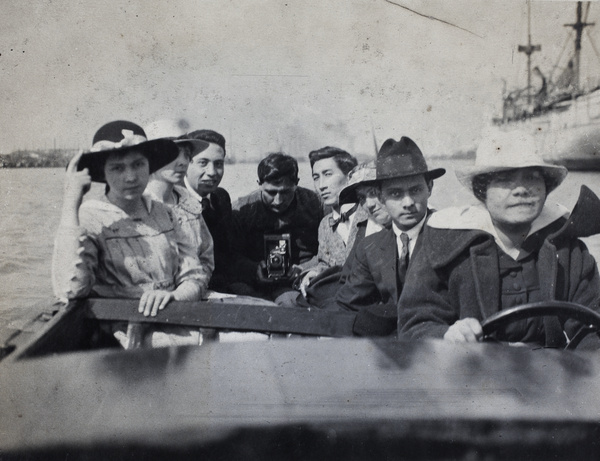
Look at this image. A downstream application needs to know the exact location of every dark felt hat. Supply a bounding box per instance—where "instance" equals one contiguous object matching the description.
[77,120,179,183]
[376,137,445,182]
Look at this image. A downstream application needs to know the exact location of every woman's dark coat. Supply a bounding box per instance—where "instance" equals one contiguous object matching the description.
[398,186,600,347]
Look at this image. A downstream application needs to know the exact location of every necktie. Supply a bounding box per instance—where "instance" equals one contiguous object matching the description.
[201,197,215,225]
[397,233,410,285]
[201,196,210,211]
[329,203,358,228]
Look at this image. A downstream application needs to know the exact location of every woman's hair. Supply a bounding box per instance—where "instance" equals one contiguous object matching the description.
[257,152,299,185]
[308,146,358,176]
[472,167,559,202]
[178,143,193,161]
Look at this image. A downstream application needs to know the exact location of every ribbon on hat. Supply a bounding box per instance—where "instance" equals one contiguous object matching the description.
[90,129,147,152]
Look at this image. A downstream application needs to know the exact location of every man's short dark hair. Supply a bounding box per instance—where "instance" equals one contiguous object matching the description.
[257,153,299,185]
[308,146,358,176]
[185,129,226,154]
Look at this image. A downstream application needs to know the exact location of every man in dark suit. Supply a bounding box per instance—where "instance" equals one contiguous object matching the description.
[334,137,445,336]
[230,153,322,300]
[184,130,234,292]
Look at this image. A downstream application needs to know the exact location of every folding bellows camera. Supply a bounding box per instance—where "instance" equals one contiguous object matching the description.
[264,233,292,279]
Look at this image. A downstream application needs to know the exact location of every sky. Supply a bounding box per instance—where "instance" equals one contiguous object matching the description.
[1,0,599,160]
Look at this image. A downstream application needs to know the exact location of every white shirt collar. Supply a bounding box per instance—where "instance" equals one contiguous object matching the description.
[365,219,384,237]
[332,203,357,245]
[391,214,427,256]
[184,176,210,203]
[331,203,356,220]
[392,214,426,242]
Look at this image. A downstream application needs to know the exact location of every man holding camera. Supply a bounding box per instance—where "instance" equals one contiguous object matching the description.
[334,137,445,336]
[230,153,322,300]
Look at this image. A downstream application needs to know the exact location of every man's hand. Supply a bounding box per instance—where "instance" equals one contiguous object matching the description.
[256,261,302,285]
[299,270,318,297]
[443,318,483,343]
[138,290,175,317]
[256,261,275,284]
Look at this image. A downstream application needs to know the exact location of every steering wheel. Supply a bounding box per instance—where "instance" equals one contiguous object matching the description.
[480,301,600,350]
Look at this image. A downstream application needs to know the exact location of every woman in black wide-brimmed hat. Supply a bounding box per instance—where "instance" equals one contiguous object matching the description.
[52,120,208,347]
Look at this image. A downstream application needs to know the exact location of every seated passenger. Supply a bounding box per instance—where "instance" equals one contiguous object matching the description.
[398,130,600,347]
[144,119,214,291]
[298,146,358,294]
[290,161,392,309]
[336,161,393,282]
[183,129,235,293]
[333,137,445,336]
[230,153,322,300]
[52,121,208,348]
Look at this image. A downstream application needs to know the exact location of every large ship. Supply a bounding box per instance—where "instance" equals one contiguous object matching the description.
[495,2,600,170]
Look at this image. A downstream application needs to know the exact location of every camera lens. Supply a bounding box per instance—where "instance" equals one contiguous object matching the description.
[269,255,282,268]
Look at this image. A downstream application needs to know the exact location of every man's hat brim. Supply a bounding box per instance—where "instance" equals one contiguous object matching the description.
[377,167,446,182]
[77,138,179,183]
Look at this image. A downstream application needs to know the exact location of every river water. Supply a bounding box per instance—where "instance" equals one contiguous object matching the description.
[1,160,599,313]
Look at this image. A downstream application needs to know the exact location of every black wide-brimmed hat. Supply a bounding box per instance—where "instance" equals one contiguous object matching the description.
[376,137,445,182]
[77,120,179,183]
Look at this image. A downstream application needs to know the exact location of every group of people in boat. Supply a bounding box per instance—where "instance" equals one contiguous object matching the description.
[52,119,600,348]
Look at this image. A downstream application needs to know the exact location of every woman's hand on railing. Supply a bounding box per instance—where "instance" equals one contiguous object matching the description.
[138,290,175,317]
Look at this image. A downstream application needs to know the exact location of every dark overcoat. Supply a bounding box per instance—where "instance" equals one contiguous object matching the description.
[398,186,600,347]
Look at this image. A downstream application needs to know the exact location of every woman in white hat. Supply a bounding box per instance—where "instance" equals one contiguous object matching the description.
[52,120,208,347]
[399,130,600,347]
[144,119,214,293]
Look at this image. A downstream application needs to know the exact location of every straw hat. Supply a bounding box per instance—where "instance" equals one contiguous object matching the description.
[144,119,209,156]
[338,161,378,205]
[376,137,445,182]
[77,120,179,183]
[456,129,568,193]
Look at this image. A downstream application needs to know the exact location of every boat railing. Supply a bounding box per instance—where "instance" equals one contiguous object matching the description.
[1,297,357,363]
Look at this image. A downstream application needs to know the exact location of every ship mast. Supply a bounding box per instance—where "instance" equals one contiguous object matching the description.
[518,1,541,105]
[564,2,595,93]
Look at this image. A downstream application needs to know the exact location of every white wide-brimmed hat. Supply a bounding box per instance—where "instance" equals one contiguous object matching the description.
[456,129,568,193]
[144,118,209,156]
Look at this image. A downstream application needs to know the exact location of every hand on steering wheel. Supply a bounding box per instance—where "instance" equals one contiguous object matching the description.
[480,301,600,350]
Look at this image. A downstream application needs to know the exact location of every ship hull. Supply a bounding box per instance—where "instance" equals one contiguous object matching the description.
[499,89,600,171]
